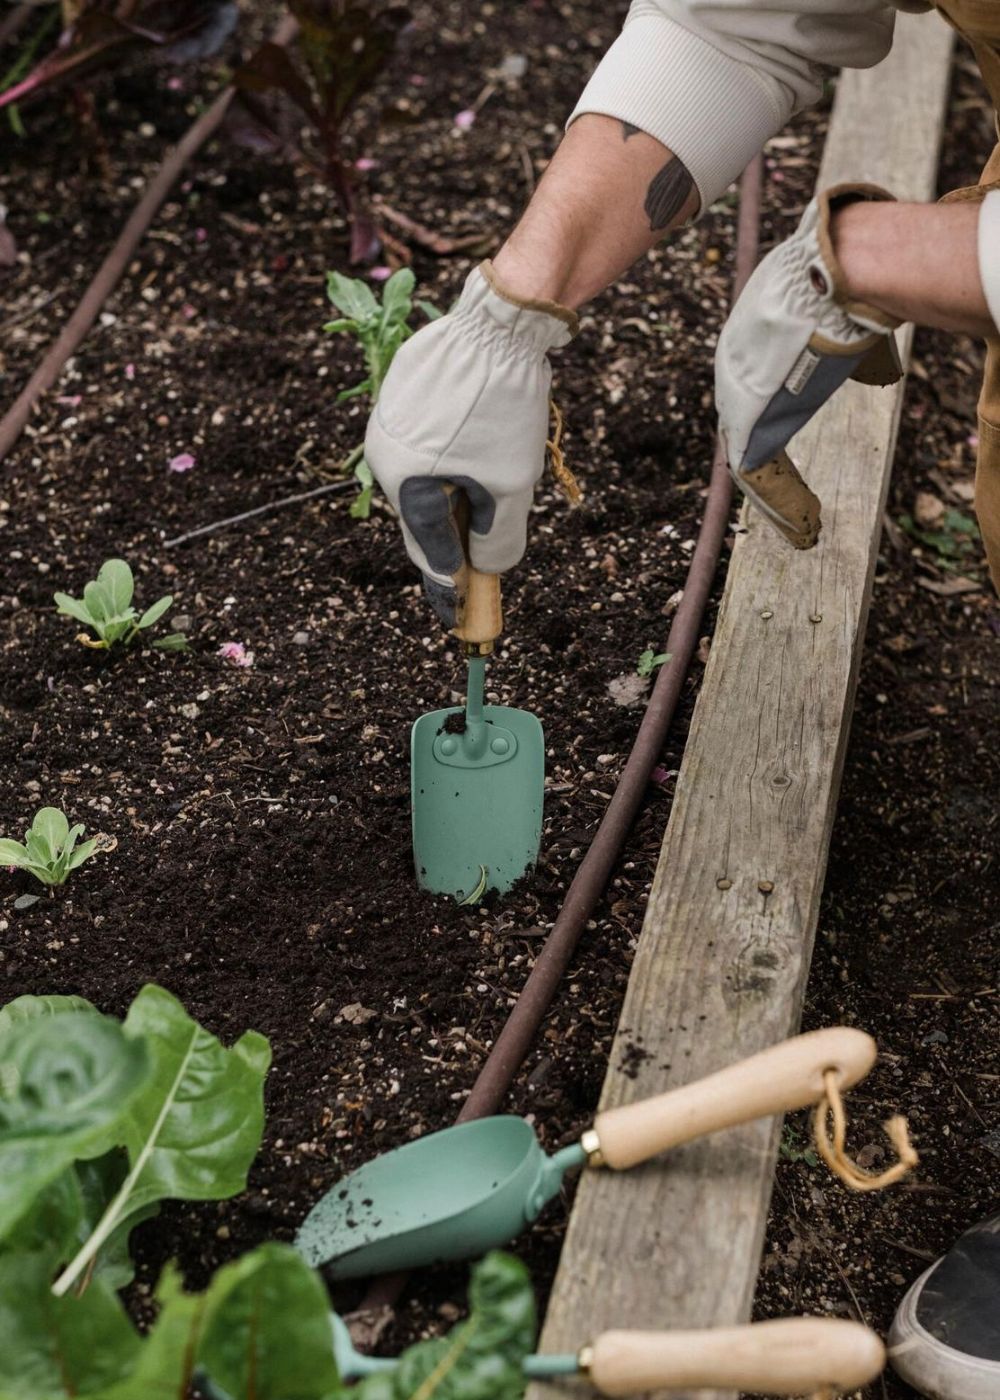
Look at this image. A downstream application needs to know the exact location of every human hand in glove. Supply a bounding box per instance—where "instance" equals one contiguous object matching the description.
[715,184,903,550]
[365,260,577,627]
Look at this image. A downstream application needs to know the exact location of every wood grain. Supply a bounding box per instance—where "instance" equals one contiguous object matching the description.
[528,15,953,1397]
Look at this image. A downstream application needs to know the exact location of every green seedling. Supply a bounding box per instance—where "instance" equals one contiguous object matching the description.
[636,648,671,678]
[324,268,440,517]
[0,806,100,887]
[779,1123,818,1167]
[54,558,186,650]
[898,507,981,572]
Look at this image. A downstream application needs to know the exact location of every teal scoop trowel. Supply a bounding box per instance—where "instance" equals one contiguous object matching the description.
[412,492,544,901]
[296,1029,878,1281]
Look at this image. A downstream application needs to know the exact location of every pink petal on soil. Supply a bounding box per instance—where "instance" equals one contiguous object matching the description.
[195,228,208,243]
[355,157,378,172]
[168,452,196,473]
[651,765,678,787]
[408,73,427,86]
[218,641,253,668]
[453,108,476,131]
[968,433,979,449]
[56,395,82,407]
[182,303,197,319]
[167,76,184,91]
[368,265,392,281]
[125,363,136,380]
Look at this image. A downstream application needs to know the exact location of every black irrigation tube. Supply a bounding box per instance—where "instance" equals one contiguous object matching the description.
[356,153,765,1327]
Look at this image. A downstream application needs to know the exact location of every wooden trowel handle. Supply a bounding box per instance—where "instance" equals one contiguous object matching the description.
[442,484,503,651]
[592,1027,876,1170]
[587,1318,886,1396]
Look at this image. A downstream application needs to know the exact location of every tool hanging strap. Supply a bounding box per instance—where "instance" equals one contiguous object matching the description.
[813,1069,918,1192]
[548,398,583,506]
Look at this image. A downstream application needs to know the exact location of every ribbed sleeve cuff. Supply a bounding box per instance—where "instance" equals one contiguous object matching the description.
[980,191,1000,334]
[568,13,794,213]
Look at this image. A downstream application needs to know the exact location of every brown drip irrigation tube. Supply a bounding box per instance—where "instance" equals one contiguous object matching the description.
[0,14,299,465]
[357,154,765,1323]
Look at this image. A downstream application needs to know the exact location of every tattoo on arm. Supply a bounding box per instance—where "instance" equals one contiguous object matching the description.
[621,121,641,141]
[644,154,695,232]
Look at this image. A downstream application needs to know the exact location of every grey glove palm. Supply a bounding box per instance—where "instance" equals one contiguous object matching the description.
[365,261,577,624]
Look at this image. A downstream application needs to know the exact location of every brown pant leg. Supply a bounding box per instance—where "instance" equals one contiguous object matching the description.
[941,141,1000,590]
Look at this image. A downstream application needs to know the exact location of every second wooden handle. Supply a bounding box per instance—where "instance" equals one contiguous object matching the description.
[588,1318,886,1396]
[593,1027,876,1170]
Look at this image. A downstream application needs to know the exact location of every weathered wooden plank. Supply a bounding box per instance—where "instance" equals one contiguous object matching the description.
[528,14,953,1398]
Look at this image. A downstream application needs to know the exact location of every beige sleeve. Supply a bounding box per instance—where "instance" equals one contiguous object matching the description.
[569,0,900,211]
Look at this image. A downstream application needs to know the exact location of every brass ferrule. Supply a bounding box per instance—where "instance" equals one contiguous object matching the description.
[462,640,495,658]
[580,1127,604,1167]
[577,1345,594,1376]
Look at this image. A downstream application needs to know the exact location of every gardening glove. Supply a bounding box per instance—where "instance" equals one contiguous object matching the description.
[715,184,904,550]
[364,260,577,626]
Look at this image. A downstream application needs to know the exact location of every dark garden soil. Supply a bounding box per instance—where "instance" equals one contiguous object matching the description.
[0,5,997,1397]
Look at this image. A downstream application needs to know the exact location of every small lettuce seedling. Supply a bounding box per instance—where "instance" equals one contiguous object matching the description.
[54,558,186,650]
[0,806,99,887]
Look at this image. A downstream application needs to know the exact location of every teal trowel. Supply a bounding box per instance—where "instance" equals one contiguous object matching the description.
[411,494,544,901]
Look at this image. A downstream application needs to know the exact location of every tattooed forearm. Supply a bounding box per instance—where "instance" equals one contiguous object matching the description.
[621,121,641,141]
[644,154,694,232]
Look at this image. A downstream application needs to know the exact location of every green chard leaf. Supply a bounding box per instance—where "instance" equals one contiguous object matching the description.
[0,1008,150,1244]
[53,985,271,1297]
[0,1251,141,1398]
[96,1266,202,1400]
[0,995,95,1037]
[199,1244,341,1399]
[351,1253,536,1400]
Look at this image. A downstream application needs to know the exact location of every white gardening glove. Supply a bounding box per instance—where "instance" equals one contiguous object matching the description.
[365,260,577,625]
[716,184,903,549]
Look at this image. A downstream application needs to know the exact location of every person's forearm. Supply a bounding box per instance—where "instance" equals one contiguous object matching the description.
[492,115,699,310]
[832,201,996,339]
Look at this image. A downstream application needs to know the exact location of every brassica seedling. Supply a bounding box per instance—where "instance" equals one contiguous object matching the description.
[0,806,99,887]
[324,269,441,518]
[54,558,186,650]
[637,648,671,678]
[325,267,440,402]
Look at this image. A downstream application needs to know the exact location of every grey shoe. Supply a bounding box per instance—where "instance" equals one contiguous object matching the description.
[889,1214,1000,1399]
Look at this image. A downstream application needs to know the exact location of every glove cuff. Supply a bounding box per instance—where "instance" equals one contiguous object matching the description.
[451,260,579,354]
[816,183,902,332]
